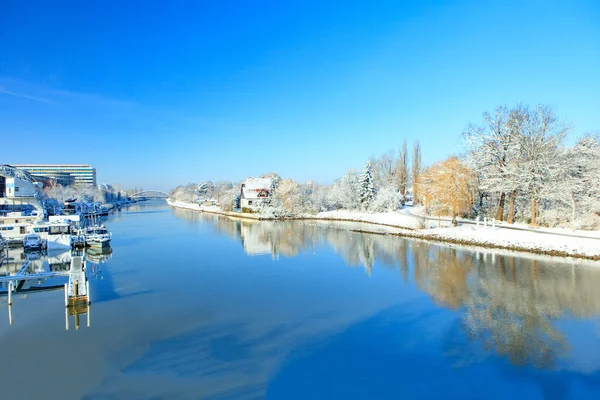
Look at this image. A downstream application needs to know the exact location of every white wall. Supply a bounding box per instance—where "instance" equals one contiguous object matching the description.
[5,177,37,198]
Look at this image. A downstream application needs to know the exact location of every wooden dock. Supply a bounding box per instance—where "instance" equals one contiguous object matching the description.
[2,251,91,328]
[66,255,89,307]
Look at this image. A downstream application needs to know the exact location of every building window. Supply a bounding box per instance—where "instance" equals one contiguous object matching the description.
[248,200,253,205]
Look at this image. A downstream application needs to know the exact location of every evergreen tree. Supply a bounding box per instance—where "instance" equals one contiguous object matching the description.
[359,161,375,208]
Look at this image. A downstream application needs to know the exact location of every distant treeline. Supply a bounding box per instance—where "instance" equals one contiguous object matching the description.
[171,103,600,229]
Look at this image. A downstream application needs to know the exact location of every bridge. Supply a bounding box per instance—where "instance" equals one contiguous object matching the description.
[130,190,170,199]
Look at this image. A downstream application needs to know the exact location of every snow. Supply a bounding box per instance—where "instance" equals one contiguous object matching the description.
[311,209,424,229]
[421,224,600,259]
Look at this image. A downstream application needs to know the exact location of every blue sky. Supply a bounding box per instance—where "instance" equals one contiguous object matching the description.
[1,1,599,191]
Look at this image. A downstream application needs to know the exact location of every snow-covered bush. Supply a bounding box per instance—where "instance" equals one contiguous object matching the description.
[369,185,402,212]
[259,195,293,218]
[219,187,240,211]
[326,171,361,211]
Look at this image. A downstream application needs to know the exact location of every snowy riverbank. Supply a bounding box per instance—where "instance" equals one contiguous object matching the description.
[167,199,600,260]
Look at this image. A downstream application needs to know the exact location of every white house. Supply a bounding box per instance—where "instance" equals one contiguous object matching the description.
[240,177,273,209]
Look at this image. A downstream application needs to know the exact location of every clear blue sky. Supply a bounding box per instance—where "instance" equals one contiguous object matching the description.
[1,1,599,191]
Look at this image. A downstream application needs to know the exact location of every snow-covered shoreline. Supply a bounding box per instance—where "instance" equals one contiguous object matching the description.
[167,199,600,260]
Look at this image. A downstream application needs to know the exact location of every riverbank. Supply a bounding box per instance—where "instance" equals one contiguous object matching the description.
[167,199,600,260]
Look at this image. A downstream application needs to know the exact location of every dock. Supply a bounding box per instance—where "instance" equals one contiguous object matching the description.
[2,251,91,328]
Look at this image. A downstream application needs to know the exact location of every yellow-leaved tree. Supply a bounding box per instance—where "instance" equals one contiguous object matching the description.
[418,156,475,224]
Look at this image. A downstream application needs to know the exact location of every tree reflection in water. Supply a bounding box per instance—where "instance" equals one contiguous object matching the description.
[174,209,600,369]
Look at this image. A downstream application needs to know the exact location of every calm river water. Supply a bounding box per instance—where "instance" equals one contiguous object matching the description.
[1,201,600,399]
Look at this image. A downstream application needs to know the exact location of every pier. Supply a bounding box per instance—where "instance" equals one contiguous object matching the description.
[1,250,91,328]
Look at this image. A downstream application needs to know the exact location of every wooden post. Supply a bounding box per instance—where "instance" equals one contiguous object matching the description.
[86,280,90,305]
[8,305,13,326]
[64,283,68,307]
[74,280,79,298]
[87,305,90,328]
[7,282,12,306]
[65,307,69,331]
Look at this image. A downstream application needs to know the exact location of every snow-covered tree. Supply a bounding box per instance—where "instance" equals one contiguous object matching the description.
[358,161,376,209]
[544,134,600,228]
[515,105,568,225]
[464,106,522,222]
[327,170,361,210]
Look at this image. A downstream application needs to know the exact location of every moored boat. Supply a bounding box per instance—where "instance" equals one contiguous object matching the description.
[33,222,75,250]
[85,225,112,247]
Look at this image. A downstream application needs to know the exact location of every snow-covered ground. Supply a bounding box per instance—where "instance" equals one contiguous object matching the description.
[309,209,426,229]
[167,199,600,259]
[418,224,600,259]
[167,199,220,213]
[166,199,260,219]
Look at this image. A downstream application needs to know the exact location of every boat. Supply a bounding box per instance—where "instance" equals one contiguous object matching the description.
[23,233,45,251]
[32,222,75,250]
[84,225,112,247]
[0,210,38,246]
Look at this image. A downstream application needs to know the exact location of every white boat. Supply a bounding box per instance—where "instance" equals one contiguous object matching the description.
[23,233,44,251]
[33,222,74,250]
[0,211,38,245]
[85,225,112,247]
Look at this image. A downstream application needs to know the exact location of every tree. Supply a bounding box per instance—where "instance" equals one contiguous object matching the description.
[370,150,396,188]
[515,105,568,226]
[464,106,522,222]
[327,171,361,210]
[359,161,375,208]
[419,156,475,223]
[396,140,409,196]
[412,141,422,204]
[546,134,600,228]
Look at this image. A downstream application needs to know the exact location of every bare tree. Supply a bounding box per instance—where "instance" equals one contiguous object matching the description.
[412,141,422,204]
[396,140,409,196]
[371,150,396,188]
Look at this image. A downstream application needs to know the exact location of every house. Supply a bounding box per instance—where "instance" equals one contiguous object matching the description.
[240,177,273,209]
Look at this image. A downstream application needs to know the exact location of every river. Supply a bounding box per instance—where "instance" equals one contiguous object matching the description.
[1,201,600,399]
